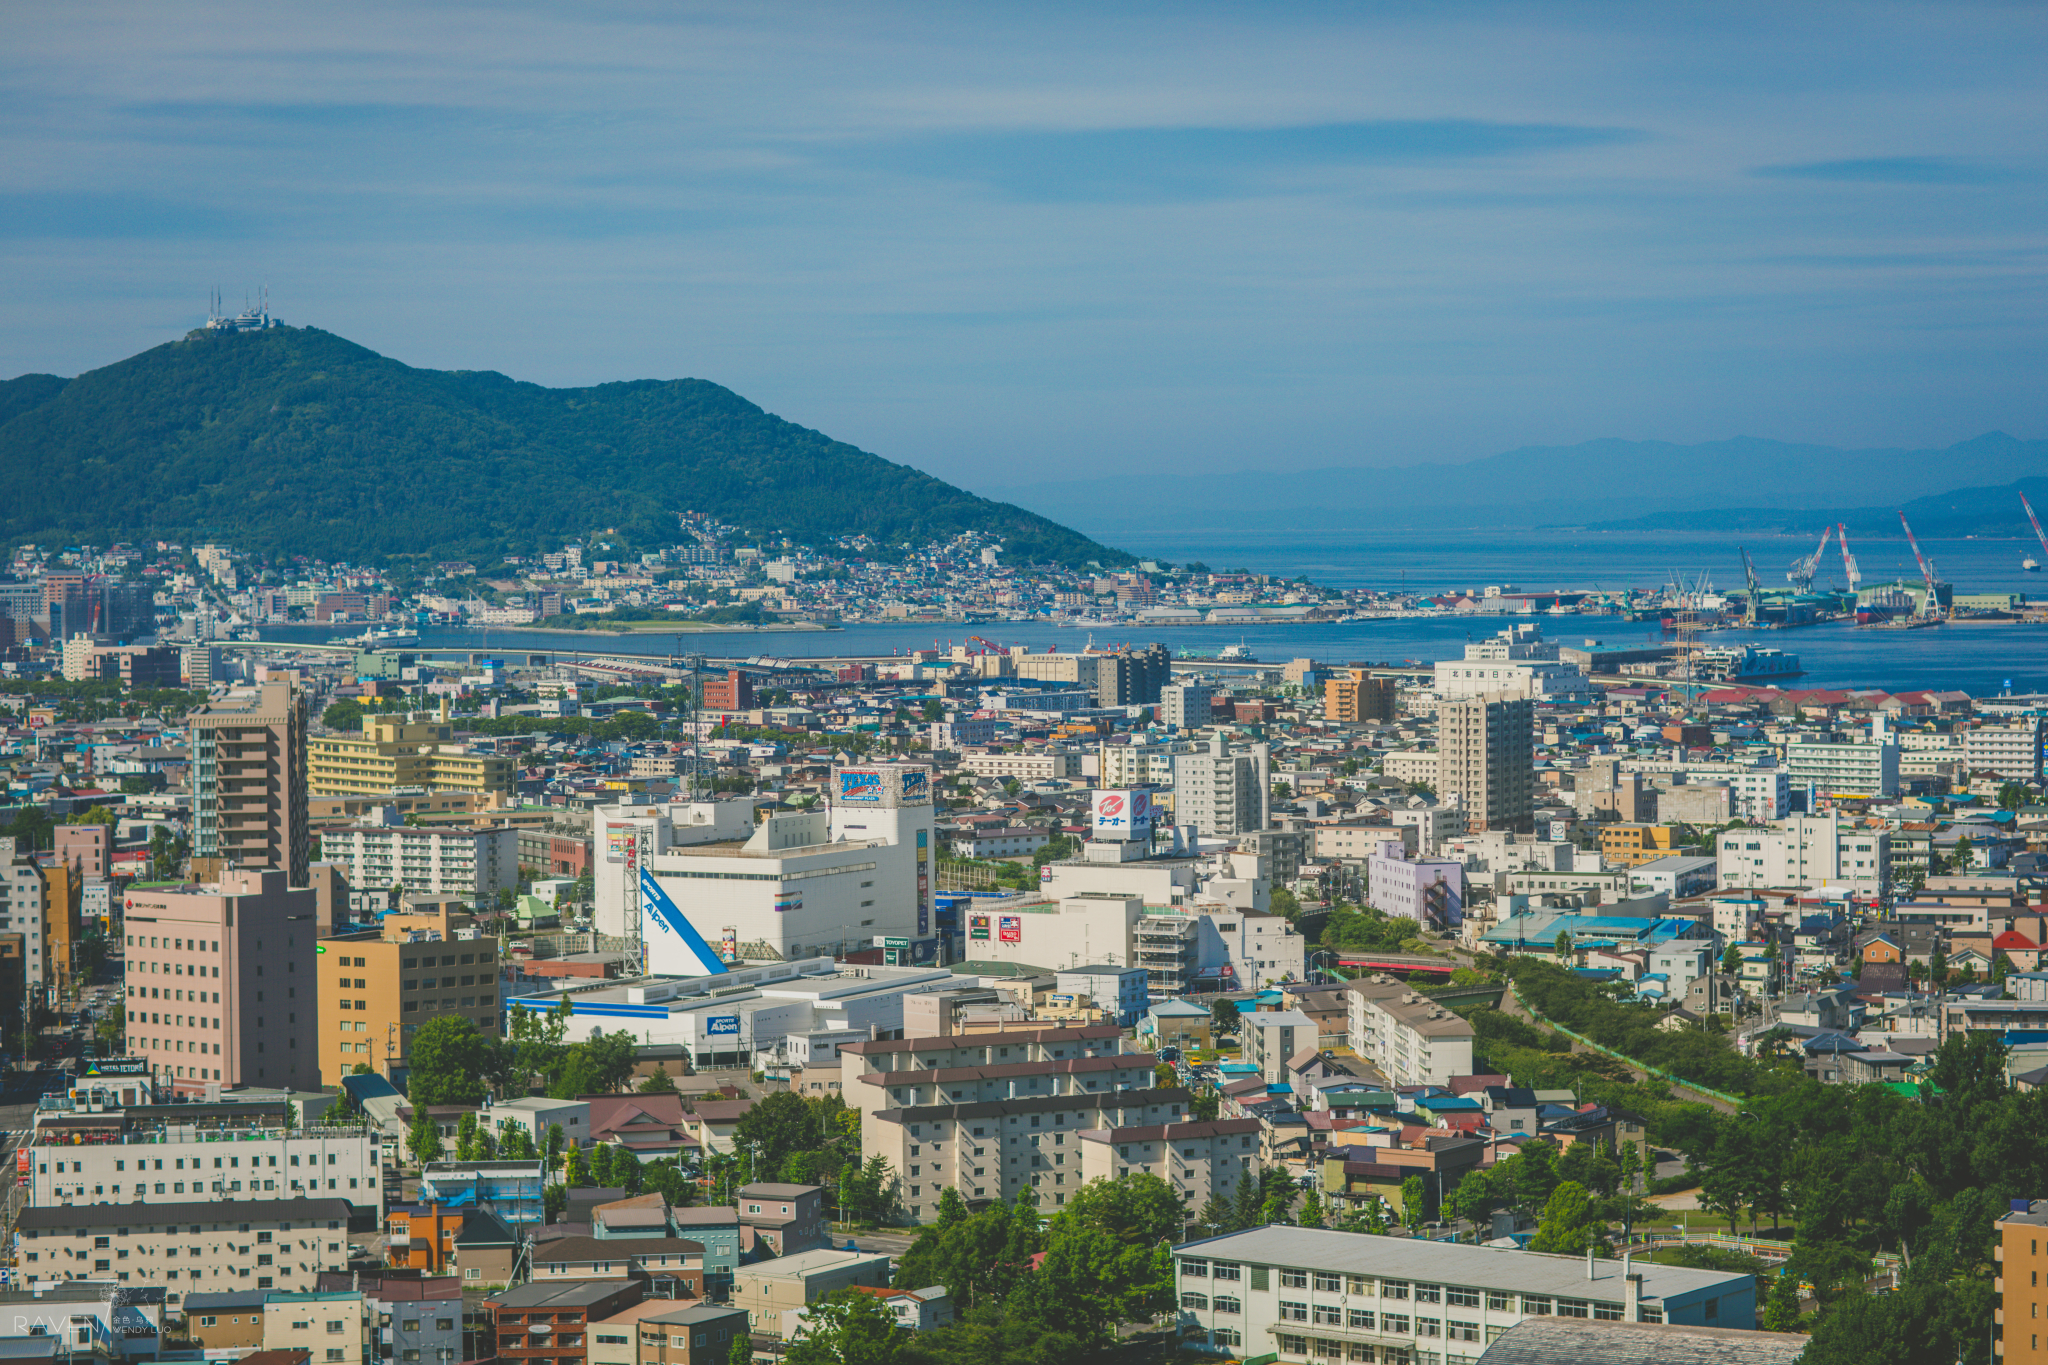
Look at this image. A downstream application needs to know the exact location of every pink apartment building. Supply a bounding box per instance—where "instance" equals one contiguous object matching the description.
[123,867,319,1095]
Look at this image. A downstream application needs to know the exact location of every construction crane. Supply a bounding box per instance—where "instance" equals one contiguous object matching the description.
[1739,546,1762,625]
[1787,525,1833,591]
[967,635,1007,655]
[1898,511,1943,620]
[2021,493,2048,572]
[1837,523,1861,592]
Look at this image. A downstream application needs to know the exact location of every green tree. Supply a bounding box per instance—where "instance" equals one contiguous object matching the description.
[1763,1270,1803,1333]
[1233,1166,1262,1229]
[545,1123,568,1170]
[1298,1187,1326,1230]
[1527,1181,1609,1255]
[1210,998,1241,1035]
[543,1183,567,1223]
[1400,1175,1428,1228]
[640,1063,677,1093]
[498,1123,539,1161]
[564,1145,591,1187]
[1929,947,1949,994]
[407,1017,491,1105]
[784,1287,908,1365]
[407,1112,444,1166]
[1722,942,1744,975]
[1555,930,1574,961]
[727,1327,754,1365]
[1063,1173,1186,1245]
[550,1031,638,1098]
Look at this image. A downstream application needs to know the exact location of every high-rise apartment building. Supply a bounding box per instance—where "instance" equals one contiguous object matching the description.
[123,868,320,1095]
[1325,669,1398,724]
[306,713,513,801]
[1998,1198,2048,1364]
[1096,644,1171,707]
[1965,719,2046,782]
[1171,737,1272,838]
[0,837,49,992]
[189,682,310,885]
[1437,694,1534,833]
[1159,683,1212,730]
[317,903,501,1084]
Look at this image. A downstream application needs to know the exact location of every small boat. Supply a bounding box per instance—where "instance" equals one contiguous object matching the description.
[1219,641,1257,662]
[2026,558,2041,572]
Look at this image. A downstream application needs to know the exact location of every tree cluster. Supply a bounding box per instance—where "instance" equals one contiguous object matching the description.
[405,1002,638,1106]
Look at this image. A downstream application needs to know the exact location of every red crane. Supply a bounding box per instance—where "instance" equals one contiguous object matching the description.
[2022,493,2048,570]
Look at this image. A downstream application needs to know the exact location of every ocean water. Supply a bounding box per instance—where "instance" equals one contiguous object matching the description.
[259,531,2048,696]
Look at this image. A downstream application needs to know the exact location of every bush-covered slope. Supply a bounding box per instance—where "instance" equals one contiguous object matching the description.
[0,326,1125,567]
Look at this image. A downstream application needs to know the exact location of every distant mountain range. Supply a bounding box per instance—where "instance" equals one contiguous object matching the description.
[0,326,1127,567]
[980,432,2048,538]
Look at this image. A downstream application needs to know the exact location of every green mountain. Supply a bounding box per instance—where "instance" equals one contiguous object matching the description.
[0,326,1126,567]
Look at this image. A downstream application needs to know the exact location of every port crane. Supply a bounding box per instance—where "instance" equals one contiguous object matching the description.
[2021,493,2048,572]
[1739,547,1762,625]
[1898,511,1943,621]
[1788,525,1834,592]
[1837,523,1861,592]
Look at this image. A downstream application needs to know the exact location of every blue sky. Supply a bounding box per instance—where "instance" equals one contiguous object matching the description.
[3,1,2043,491]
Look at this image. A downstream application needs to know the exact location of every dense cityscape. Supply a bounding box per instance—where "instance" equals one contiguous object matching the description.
[3,516,2048,1365]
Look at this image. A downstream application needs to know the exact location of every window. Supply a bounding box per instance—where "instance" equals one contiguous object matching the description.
[1211,1263,1241,1282]
[1347,1276,1374,1295]
[1448,1321,1480,1342]
[1212,1328,1242,1348]
[1313,1305,1343,1326]
[1249,1266,1269,1291]
[1593,1302,1624,1321]
[1280,1301,1309,1323]
[1703,1298,1719,1322]
[1212,1296,1241,1315]
[326,1353,345,1363]
[1382,1314,1410,1334]
[1277,1335,1309,1357]
[1415,1318,1442,1338]
[1314,1272,1342,1293]
[1181,1293,1209,1310]
[1414,1285,1441,1305]
[1522,1296,1552,1316]
[1180,1258,1208,1278]
[1383,1281,1410,1300]
[1446,1287,1479,1309]
[1557,1299,1590,1319]
[1486,1292,1512,1312]
[594,1336,628,1346]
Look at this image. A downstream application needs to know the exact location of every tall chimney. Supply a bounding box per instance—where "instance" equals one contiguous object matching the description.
[1624,1272,1643,1322]
[1586,1246,1595,1280]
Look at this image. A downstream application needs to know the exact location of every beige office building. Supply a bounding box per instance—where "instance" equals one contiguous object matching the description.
[732,1248,893,1336]
[124,868,320,1094]
[264,1291,371,1365]
[317,904,501,1085]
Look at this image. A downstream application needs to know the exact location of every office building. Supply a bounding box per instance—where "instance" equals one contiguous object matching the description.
[1366,841,1466,931]
[734,1248,894,1337]
[1966,720,2046,782]
[1053,964,1150,1027]
[55,823,112,879]
[190,682,310,885]
[1715,816,1892,895]
[123,869,320,1093]
[1325,670,1398,724]
[962,751,1085,782]
[1433,628,1596,703]
[699,671,754,712]
[14,1197,351,1302]
[317,902,501,1085]
[311,821,518,904]
[1345,976,1477,1088]
[1173,737,1272,838]
[319,1274,462,1365]
[1170,1226,1761,1360]
[24,1097,383,1214]
[1437,694,1535,833]
[306,713,513,801]
[1160,683,1213,730]
[615,1303,751,1365]
[929,718,998,750]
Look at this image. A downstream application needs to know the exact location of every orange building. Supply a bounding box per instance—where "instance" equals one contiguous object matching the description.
[1597,823,1690,868]
[1325,669,1398,724]
[388,1202,465,1273]
[1998,1199,2048,1362]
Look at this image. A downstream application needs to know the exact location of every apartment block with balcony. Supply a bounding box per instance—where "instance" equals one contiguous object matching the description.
[13,1197,352,1305]
[1078,1118,1261,1222]
[190,682,309,885]
[1344,976,1476,1089]
[314,823,518,904]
